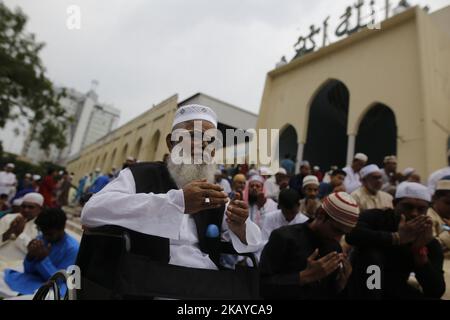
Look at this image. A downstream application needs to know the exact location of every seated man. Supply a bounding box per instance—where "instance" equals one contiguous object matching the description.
[346,182,446,299]
[81,105,261,273]
[259,192,360,299]
[299,175,321,218]
[351,164,393,211]
[427,178,450,253]
[0,208,79,298]
[0,193,44,272]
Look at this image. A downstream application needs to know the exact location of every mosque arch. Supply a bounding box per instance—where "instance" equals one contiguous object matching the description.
[303,79,350,170]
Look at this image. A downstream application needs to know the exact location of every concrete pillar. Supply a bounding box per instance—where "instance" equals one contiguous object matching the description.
[346,134,356,166]
[295,142,304,174]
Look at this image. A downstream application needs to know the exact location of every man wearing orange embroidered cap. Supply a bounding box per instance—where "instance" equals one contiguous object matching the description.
[259,192,360,299]
[347,182,446,299]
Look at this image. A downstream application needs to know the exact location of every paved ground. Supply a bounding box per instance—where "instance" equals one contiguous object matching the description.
[62,205,450,300]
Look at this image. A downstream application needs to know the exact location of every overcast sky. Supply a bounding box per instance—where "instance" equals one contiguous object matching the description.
[1,0,450,153]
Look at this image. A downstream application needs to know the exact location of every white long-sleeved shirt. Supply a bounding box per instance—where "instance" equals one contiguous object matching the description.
[81,168,262,270]
[0,171,17,199]
[343,166,361,194]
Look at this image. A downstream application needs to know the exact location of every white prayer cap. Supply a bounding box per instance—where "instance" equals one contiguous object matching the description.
[259,167,273,176]
[436,178,450,191]
[6,163,14,169]
[303,175,319,188]
[33,175,41,181]
[354,153,368,162]
[95,168,101,172]
[360,164,381,179]
[214,169,222,175]
[247,169,259,177]
[172,104,218,129]
[22,192,44,207]
[12,198,23,206]
[275,168,287,175]
[395,182,431,202]
[25,173,32,178]
[402,168,415,176]
[126,156,135,162]
[248,175,265,184]
[384,155,397,163]
[313,166,320,171]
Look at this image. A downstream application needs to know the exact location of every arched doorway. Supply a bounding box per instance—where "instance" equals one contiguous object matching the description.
[120,144,129,166]
[303,79,350,170]
[278,125,298,165]
[148,131,161,161]
[109,148,117,170]
[355,103,397,167]
[133,138,143,160]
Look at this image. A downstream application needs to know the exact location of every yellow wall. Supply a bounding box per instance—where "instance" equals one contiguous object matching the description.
[257,7,450,177]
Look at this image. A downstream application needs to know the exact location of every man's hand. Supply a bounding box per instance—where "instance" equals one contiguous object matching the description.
[226,200,249,244]
[256,192,267,209]
[27,239,51,261]
[336,254,352,292]
[299,249,341,285]
[182,179,229,214]
[398,215,429,245]
[2,215,26,242]
[411,217,433,250]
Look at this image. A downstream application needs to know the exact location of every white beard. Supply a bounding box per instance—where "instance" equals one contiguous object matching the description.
[167,157,216,188]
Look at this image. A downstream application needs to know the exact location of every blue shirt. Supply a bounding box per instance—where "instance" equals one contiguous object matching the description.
[4,233,79,295]
[88,175,110,194]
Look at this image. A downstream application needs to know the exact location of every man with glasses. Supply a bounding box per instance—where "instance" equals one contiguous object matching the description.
[351,164,393,211]
[0,193,44,272]
[347,182,446,299]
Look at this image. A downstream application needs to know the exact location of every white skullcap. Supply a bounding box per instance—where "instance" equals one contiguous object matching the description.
[384,155,397,163]
[313,166,320,171]
[33,175,41,181]
[322,192,360,228]
[172,104,218,129]
[247,169,259,177]
[402,168,415,176]
[13,198,23,206]
[354,153,368,162]
[360,164,381,179]
[248,175,265,184]
[126,156,135,161]
[276,168,287,175]
[22,192,44,207]
[395,182,431,202]
[436,179,450,191]
[25,173,32,178]
[6,163,14,168]
[259,167,273,176]
[214,169,222,175]
[303,175,320,188]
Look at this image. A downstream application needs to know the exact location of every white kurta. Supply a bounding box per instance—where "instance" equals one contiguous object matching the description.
[343,166,362,194]
[257,210,309,260]
[0,214,38,272]
[248,198,278,228]
[81,168,262,270]
[0,171,17,200]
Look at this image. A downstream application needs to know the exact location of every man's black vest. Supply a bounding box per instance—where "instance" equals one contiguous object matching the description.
[128,161,225,268]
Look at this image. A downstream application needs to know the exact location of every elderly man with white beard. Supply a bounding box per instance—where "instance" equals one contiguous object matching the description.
[81,105,262,273]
